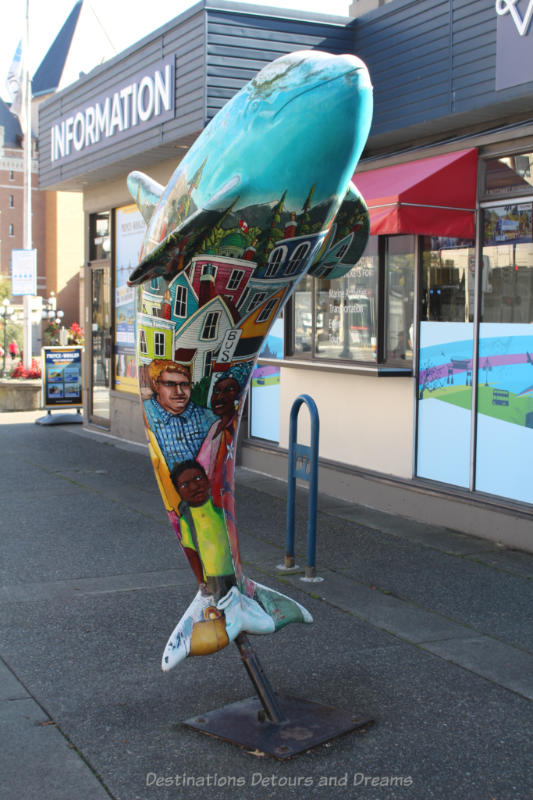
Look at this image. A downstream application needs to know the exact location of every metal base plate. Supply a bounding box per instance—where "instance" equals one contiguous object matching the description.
[35,413,83,425]
[184,695,372,760]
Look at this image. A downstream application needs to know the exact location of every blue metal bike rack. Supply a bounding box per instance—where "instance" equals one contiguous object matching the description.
[280,394,322,581]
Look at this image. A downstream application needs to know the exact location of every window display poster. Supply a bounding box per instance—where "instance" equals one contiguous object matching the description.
[115,204,146,393]
[250,317,283,442]
[475,323,533,505]
[416,322,474,488]
[250,365,281,443]
[42,346,83,408]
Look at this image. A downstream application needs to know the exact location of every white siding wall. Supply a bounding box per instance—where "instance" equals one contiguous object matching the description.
[279,367,414,478]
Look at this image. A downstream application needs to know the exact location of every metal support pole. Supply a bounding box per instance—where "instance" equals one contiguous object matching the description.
[234,633,286,723]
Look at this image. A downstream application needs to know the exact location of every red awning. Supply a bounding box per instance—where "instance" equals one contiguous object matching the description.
[353,148,478,238]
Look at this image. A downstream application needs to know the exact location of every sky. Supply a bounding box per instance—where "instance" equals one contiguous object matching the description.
[0,0,353,104]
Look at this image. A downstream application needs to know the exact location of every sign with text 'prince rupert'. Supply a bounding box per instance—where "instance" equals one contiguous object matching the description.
[42,347,83,409]
[50,58,175,164]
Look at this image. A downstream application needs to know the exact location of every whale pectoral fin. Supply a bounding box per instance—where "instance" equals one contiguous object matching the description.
[203,173,241,211]
[128,205,236,286]
[308,181,370,280]
[127,171,164,224]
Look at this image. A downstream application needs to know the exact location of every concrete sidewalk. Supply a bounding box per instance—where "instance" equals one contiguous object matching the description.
[1,411,532,799]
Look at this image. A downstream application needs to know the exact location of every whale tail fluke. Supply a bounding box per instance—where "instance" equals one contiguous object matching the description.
[247,579,313,630]
[161,580,312,672]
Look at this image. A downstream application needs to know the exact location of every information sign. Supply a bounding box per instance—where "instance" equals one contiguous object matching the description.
[42,346,83,409]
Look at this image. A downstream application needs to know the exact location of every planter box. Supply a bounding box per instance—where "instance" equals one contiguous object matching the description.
[0,379,42,411]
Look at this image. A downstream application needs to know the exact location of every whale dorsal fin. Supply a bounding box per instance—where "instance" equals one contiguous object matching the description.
[127,171,164,224]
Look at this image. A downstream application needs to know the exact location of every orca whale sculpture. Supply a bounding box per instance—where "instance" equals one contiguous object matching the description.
[127,50,373,671]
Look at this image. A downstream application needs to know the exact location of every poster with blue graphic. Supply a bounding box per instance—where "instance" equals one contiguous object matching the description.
[475,323,533,504]
[417,321,533,504]
[43,347,83,409]
[250,317,283,442]
[417,322,474,488]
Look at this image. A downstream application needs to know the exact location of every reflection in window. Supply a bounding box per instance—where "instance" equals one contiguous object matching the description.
[481,204,533,323]
[485,152,533,196]
[421,237,475,323]
[385,236,415,363]
[293,275,313,355]
[315,237,378,362]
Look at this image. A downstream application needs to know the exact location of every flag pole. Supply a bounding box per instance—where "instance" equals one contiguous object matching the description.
[22,0,33,370]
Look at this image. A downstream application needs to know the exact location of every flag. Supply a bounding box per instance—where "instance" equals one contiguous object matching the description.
[239,219,249,234]
[6,41,24,126]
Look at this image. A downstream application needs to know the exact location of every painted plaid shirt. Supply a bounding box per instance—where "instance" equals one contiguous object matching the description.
[143,395,216,471]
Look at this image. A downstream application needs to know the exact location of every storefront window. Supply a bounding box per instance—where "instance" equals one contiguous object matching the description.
[481,204,533,323]
[384,235,415,363]
[475,203,533,504]
[485,152,533,197]
[421,237,475,323]
[315,237,378,362]
[289,236,414,367]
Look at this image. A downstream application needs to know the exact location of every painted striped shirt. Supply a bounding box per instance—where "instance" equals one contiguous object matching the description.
[143,395,216,471]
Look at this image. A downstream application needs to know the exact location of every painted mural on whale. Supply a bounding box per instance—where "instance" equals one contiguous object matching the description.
[127,50,373,671]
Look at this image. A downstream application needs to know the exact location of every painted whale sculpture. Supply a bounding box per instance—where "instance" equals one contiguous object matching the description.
[127,50,373,671]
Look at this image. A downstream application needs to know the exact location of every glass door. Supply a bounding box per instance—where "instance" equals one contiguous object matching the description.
[90,262,112,426]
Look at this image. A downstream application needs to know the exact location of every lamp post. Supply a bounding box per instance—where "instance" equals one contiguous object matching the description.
[42,293,65,344]
[2,298,20,378]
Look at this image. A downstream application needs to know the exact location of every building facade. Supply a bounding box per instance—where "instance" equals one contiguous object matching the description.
[0,103,46,292]
[38,0,533,551]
